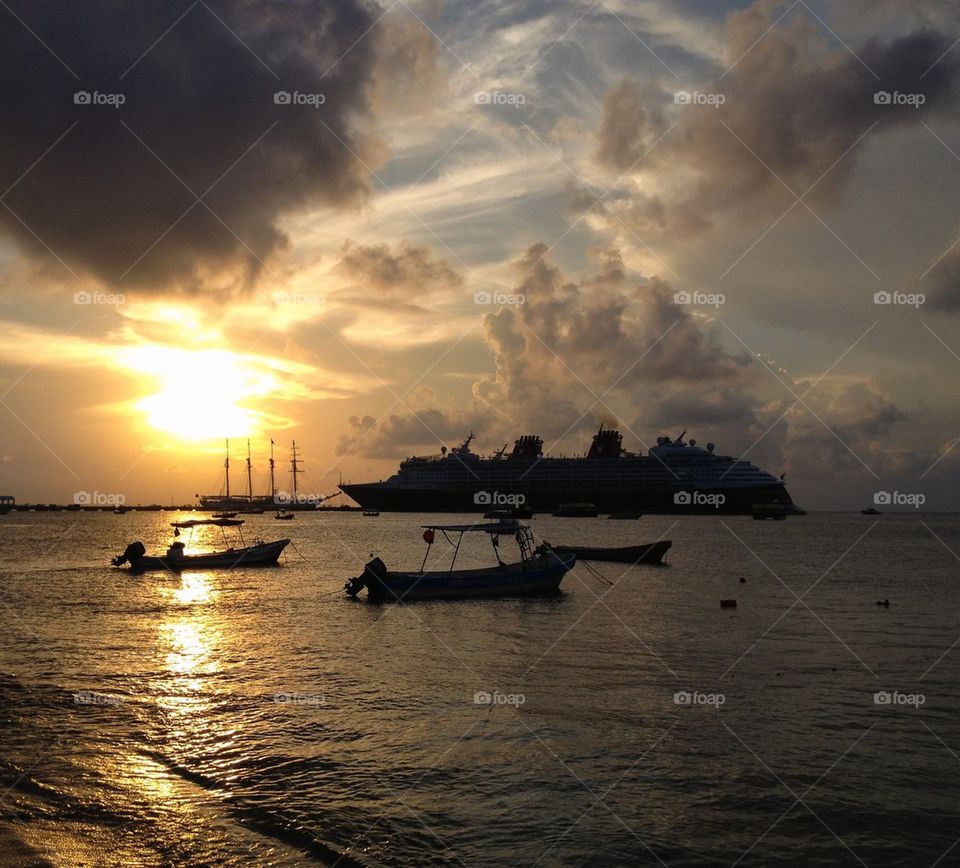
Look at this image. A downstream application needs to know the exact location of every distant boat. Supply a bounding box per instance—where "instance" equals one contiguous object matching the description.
[862,507,882,515]
[111,518,289,571]
[608,512,642,520]
[213,511,238,519]
[363,510,380,517]
[483,507,534,520]
[113,505,128,515]
[345,521,575,602]
[752,503,788,520]
[549,540,671,564]
[553,503,598,518]
[275,511,295,520]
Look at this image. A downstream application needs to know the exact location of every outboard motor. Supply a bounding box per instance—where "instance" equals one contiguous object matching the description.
[112,540,145,567]
[344,557,387,597]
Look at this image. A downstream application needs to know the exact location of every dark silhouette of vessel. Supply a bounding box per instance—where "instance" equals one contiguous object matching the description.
[340,426,803,515]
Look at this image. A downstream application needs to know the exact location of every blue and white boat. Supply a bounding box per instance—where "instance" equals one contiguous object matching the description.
[344,521,575,603]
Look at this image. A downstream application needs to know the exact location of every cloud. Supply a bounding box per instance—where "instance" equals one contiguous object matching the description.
[335,407,488,458]
[924,243,960,312]
[335,240,464,312]
[0,0,385,295]
[590,6,960,239]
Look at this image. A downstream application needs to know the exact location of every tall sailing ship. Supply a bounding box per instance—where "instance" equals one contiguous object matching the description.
[198,440,338,511]
[339,426,804,515]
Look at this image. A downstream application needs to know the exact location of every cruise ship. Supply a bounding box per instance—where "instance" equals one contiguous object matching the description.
[339,427,803,515]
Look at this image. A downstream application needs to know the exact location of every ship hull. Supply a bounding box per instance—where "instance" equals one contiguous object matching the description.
[339,482,799,515]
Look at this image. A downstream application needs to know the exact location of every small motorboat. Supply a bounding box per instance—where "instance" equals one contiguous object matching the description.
[275,511,295,520]
[111,518,289,571]
[547,540,671,564]
[483,507,534,520]
[553,503,599,518]
[363,510,380,517]
[608,512,642,520]
[213,511,238,518]
[345,521,575,602]
[862,507,882,515]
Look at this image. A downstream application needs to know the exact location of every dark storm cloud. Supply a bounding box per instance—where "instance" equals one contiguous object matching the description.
[0,0,382,293]
[925,245,960,313]
[592,9,960,236]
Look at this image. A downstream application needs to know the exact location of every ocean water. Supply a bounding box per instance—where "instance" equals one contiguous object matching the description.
[0,510,958,867]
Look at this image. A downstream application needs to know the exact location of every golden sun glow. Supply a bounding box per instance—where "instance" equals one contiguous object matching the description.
[121,345,284,440]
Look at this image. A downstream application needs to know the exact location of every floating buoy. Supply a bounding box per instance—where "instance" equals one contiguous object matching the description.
[875,599,889,607]
[739,577,746,584]
[720,599,737,609]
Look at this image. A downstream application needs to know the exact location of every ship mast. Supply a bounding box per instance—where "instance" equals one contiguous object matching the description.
[291,440,301,499]
[246,439,253,502]
[269,439,276,501]
[224,438,230,498]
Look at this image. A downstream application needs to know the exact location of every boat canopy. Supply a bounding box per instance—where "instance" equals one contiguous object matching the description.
[420,521,523,534]
[172,518,244,528]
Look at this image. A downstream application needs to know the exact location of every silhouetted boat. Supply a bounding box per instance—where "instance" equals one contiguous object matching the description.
[275,511,294,520]
[111,518,289,571]
[213,511,238,518]
[862,507,882,515]
[548,540,671,564]
[341,427,803,515]
[553,503,598,517]
[363,510,380,517]
[608,512,642,520]
[344,521,575,602]
[483,507,534,519]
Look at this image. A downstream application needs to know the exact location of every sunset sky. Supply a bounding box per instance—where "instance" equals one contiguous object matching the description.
[1,0,959,509]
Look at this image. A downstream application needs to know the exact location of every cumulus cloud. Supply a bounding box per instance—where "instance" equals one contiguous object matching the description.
[0,0,385,295]
[335,407,489,458]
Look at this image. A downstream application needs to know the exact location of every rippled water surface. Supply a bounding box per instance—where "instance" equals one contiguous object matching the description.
[1,511,959,866]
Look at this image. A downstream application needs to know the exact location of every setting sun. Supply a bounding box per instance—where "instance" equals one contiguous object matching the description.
[121,345,282,440]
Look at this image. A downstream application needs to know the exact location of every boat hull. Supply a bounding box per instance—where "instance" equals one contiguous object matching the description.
[355,552,576,602]
[550,540,671,564]
[129,539,290,571]
[339,483,799,516]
